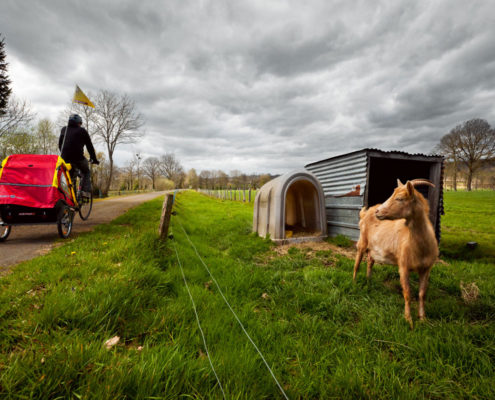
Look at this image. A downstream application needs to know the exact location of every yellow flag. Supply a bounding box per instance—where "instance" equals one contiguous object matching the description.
[72,85,95,108]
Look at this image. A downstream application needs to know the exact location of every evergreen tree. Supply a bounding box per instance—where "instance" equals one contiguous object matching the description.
[0,35,12,116]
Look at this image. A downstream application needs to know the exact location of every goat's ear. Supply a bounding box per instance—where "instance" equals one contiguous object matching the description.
[406,181,414,196]
[397,179,404,187]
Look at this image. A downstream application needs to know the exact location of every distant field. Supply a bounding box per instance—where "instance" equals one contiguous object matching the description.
[440,190,495,263]
[0,190,493,399]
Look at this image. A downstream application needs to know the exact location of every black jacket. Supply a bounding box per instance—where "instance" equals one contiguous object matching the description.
[58,120,97,163]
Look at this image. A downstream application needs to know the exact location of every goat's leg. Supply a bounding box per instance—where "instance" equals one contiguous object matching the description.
[398,266,413,328]
[366,254,375,279]
[418,268,431,321]
[353,249,365,281]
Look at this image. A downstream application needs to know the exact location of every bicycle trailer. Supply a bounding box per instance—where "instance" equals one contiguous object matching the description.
[0,154,77,241]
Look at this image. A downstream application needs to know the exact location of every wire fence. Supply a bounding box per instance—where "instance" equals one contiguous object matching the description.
[174,219,290,399]
[198,188,259,203]
[172,242,227,399]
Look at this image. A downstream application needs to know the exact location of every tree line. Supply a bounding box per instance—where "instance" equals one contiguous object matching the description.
[117,152,184,192]
[185,169,276,190]
[436,118,495,191]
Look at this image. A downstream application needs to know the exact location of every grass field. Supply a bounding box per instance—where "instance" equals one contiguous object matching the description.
[0,190,494,399]
[441,190,495,263]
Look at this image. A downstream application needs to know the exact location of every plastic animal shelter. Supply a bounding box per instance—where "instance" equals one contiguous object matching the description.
[305,149,444,241]
[253,170,327,244]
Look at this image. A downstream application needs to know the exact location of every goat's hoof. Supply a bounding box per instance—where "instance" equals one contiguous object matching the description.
[405,316,414,329]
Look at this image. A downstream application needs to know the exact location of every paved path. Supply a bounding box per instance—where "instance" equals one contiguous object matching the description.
[0,191,166,272]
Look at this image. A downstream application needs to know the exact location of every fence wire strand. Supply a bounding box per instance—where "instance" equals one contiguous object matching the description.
[173,242,227,400]
[177,221,290,400]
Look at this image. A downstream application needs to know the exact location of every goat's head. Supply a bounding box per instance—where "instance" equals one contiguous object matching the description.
[375,179,434,221]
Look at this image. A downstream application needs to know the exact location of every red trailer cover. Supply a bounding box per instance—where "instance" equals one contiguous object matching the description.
[0,154,76,208]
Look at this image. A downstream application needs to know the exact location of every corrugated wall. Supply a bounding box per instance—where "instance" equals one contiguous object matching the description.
[305,150,367,240]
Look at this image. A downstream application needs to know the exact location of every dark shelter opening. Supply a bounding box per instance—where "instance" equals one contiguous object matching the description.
[366,157,434,206]
[285,180,321,237]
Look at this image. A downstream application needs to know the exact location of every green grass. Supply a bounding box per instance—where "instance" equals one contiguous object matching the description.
[326,234,354,248]
[0,190,494,399]
[440,190,495,263]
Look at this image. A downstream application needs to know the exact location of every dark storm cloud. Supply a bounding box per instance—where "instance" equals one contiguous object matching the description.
[1,0,495,173]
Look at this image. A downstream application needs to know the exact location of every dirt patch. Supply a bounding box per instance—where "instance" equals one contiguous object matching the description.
[274,240,357,259]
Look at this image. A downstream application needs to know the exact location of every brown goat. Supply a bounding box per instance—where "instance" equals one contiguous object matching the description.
[353,179,438,326]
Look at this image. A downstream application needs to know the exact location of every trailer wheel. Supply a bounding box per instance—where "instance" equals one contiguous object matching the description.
[57,206,74,239]
[0,225,11,242]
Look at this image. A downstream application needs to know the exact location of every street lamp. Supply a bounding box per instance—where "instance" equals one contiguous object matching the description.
[136,153,142,190]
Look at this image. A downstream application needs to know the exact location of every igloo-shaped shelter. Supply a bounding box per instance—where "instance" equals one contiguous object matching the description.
[253,170,327,244]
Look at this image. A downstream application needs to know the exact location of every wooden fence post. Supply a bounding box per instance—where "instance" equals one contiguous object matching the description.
[159,193,174,241]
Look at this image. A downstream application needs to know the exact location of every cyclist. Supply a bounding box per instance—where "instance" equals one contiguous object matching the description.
[59,114,99,198]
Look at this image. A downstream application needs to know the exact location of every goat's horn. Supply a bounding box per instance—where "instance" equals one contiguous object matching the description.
[397,179,404,187]
[410,179,435,188]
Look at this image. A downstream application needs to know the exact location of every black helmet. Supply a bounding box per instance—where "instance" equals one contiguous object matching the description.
[69,114,83,125]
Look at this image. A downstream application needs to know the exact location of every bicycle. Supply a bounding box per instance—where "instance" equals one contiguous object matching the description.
[70,159,98,221]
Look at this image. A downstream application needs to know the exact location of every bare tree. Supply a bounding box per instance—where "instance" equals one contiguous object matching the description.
[0,96,35,138]
[143,156,161,189]
[92,90,144,195]
[160,153,184,188]
[239,173,249,189]
[35,118,58,155]
[439,119,495,191]
[216,170,228,189]
[230,169,242,188]
[121,158,136,190]
[185,168,199,189]
[436,127,462,190]
[199,170,212,189]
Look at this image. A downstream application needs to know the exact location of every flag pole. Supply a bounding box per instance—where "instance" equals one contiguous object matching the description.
[61,84,93,158]
[60,104,74,202]
[59,92,74,158]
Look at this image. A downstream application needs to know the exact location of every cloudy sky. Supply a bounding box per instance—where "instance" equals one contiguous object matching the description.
[1,0,494,174]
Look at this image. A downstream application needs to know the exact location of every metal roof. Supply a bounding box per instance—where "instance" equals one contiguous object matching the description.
[305,148,444,168]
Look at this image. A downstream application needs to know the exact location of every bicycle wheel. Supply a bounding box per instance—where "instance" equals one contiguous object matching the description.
[78,190,93,220]
[0,225,11,242]
[57,206,74,239]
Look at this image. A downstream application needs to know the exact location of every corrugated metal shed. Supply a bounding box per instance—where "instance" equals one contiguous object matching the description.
[305,149,444,241]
